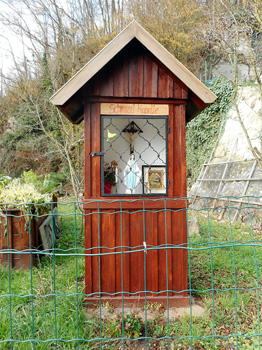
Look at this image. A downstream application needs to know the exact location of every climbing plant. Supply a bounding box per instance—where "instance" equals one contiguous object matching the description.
[186,77,234,183]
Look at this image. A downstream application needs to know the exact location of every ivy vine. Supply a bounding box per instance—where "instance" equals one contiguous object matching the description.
[186,77,234,183]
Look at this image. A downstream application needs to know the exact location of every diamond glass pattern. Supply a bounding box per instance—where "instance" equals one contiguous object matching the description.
[102,116,168,196]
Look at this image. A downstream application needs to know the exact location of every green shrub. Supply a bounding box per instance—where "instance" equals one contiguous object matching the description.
[0,171,55,214]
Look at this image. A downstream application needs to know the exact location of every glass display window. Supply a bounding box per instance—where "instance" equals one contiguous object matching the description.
[101,115,168,196]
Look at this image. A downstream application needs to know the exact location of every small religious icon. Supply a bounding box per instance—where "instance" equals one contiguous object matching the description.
[122,121,143,154]
[124,154,142,194]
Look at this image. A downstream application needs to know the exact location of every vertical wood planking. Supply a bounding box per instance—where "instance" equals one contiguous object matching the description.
[172,210,188,295]
[91,211,99,294]
[84,102,92,198]
[85,210,92,295]
[173,104,181,196]
[113,59,122,97]
[128,55,138,97]
[108,64,115,96]
[122,60,129,97]
[168,105,174,196]
[151,61,158,98]
[166,210,173,295]
[85,47,190,100]
[145,210,158,295]
[130,211,144,295]
[182,84,188,99]
[145,210,153,293]
[0,211,41,269]
[113,58,129,97]
[158,210,173,296]
[93,72,100,95]
[137,55,144,97]
[5,214,12,268]
[84,79,94,96]
[179,104,187,197]
[15,214,29,269]
[182,104,187,196]
[157,211,167,295]
[173,105,187,197]
[143,55,151,97]
[123,212,131,295]
[143,55,158,98]
[115,212,121,294]
[12,215,20,268]
[101,211,116,295]
[99,67,114,96]
[168,76,174,98]
[115,211,130,296]
[174,79,182,99]
[180,210,188,296]
[158,67,168,98]
[174,79,188,99]
[91,103,101,197]
[3,215,12,267]
[128,54,143,97]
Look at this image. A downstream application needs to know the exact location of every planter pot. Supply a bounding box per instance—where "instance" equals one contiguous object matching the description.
[0,209,47,269]
[0,198,58,270]
[104,182,112,194]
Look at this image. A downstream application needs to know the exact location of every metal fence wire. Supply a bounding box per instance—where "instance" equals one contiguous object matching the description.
[1,196,262,349]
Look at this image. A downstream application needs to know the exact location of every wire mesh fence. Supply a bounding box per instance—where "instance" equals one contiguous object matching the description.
[0,197,262,349]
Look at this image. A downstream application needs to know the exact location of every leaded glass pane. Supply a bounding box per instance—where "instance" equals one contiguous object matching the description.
[102,116,168,196]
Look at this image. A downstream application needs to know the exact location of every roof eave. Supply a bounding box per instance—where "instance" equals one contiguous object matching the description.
[57,89,212,125]
[50,21,216,108]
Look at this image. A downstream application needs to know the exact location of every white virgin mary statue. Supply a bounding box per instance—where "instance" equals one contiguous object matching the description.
[124,154,142,194]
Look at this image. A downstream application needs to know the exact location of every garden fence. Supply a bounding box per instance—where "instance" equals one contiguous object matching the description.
[1,196,262,349]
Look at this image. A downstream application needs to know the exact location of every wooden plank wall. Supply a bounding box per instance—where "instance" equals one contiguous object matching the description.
[85,209,188,298]
[0,210,37,269]
[84,40,188,101]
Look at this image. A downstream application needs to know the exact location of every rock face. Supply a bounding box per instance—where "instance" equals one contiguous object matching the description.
[212,33,258,83]
[188,214,200,237]
[190,86,262,206]
[213,60,255,83]
[212,86,262,163]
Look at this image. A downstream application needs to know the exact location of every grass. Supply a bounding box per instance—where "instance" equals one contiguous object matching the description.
[0,201,262,349]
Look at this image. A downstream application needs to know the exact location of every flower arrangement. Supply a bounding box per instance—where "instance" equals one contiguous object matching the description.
[104,160,120,186]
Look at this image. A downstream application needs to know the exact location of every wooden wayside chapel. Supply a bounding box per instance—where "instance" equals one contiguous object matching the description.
[51,21,216,307]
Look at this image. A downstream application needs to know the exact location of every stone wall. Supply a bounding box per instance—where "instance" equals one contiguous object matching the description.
[212,86,262,163]
[190,86,262,205]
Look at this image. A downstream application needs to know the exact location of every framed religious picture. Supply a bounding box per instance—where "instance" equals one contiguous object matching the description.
[142,165,167,194]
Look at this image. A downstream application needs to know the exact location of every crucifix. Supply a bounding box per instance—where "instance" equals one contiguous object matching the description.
[122,121,143,154]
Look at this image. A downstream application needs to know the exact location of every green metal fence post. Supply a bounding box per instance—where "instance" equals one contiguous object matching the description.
[74,202,80,349]
[5,205,13,350]
[51,202,58,349]
[247,197,261,349]
[227,197,239,348]
[27,204,35,350]
[206,197,216,349]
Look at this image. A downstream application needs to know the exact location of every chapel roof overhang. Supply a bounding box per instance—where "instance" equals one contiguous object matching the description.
[50,21,216,124]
